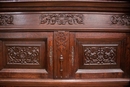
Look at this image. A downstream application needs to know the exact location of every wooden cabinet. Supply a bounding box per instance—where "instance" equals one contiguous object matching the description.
[0,0,130,87]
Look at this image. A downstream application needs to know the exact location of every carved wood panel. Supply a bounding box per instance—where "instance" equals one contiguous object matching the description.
[40,13,84,25]
[4,41,45,68]
[74,32,128,79]
[0,14,13,26]
[0,32,53,79]
[83,45,117,65]
[7,46,40,65]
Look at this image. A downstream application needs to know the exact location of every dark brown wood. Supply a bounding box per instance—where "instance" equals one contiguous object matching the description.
[0,0,130,87]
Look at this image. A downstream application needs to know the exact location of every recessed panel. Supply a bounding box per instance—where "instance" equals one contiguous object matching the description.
[76,39,121,69]
[83,44,117,66]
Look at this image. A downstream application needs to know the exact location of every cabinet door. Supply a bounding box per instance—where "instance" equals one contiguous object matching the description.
[0,32,53,79]
[72,32,130,79]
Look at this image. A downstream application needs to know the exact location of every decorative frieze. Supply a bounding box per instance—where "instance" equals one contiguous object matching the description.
[7,46,40,65]
[0,14,13,25]
[84,46,117,65]
[40,13,84,25]
[110,15,130,26]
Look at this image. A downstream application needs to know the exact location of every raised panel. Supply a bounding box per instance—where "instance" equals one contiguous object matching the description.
[3,41,46,69]
[74,32,128,79]
[82,44,118,69]
[0,32,53,79]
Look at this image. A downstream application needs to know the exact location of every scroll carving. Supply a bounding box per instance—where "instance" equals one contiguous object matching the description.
[84,46,117,65]
[7,46,40,65]
[110,15,130,26]
[40,13,84,25]
[0,14,13,25]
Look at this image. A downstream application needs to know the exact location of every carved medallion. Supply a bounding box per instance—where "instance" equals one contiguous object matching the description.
[0,14,13,25]
[84,46,117,65]
[7,46,40,65]
[110,15,130,26]
[40,13,84,25]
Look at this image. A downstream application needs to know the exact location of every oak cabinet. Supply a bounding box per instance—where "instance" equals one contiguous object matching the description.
[0,0,130,87]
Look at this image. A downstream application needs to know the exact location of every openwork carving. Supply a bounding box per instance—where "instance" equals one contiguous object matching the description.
[40,13,84,25]
[0,14,13,25]
[55,32,69,52]
[110,15,130,26]
[7,46,40,65]
[84,46,117,65]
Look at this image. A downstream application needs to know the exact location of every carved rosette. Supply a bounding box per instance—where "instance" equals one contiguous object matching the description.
[40,13,84,25]
[110,15,130,26]
[84,46,117,65]
[0,14,13,25]
[7,46,40,65]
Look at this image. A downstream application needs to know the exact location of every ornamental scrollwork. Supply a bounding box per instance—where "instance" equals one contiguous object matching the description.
[110,15,130,26]
[7,46,40,65]
[0,14,13,25]
[40,13,84,25]
[84,46,117,65]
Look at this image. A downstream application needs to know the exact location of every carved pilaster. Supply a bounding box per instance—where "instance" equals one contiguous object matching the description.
[54,31,69,79]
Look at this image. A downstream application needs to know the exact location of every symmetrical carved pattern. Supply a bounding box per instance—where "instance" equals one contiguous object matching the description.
[110,15,130,26]
[55,32,69,53]
[40,13,84,25]
[7,46,40,65]
[84,46,117,65]
[0,14,13,25]
[55,31,69,78]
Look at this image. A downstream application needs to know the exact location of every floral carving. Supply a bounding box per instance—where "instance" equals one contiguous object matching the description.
[0,14,13,25]
[84,46,117,65]
[110,15,130,26]
[40,13,84,25]
[7,46,40,65]
[55,32,69,52]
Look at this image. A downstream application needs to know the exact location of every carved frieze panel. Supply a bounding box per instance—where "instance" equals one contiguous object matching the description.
[40,13,84,25]
[7,46,40,65]
[83,46,117,65]
[110,15,130,26]
[0,14,13,25]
